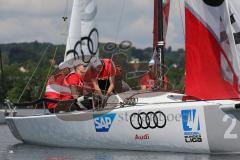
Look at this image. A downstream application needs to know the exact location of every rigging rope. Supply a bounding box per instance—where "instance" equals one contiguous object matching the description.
[17,45,50,103]
[61,0,70,45]
[98,0,127,96]
[62,0,69,22]
[38,47,58,99]
[114,0,126,44]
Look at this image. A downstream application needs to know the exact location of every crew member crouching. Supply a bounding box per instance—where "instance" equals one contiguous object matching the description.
[84,58,116,109]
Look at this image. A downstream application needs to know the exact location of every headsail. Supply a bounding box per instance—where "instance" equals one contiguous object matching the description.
[64,0,99,67]
[185,0,240,99]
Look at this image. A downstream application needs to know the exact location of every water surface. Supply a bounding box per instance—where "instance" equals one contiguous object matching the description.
[0,123,239,160]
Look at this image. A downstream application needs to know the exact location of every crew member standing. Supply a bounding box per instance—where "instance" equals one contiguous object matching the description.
[140,59,168,91]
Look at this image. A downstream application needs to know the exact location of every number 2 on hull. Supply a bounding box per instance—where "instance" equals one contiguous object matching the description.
[223,115,237,139]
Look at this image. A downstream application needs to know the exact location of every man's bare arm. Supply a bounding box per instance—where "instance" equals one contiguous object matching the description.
[92,78,102,95]
[107,76,115,95]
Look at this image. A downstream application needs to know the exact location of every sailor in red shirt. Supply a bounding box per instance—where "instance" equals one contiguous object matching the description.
[61,59,91,110]
[45,62,71,113]
[64,59,85,100]
[140,59,168,91]
[84,58,116,96]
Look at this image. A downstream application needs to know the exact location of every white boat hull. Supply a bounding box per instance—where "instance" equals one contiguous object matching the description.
[6,92,240,153]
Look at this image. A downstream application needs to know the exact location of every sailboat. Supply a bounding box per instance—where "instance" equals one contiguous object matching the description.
[5,0,240,154]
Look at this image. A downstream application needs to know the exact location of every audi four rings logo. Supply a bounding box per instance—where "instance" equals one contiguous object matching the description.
[130,111,167,130]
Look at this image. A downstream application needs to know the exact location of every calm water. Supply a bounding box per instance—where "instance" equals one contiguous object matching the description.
[1,120,240,160]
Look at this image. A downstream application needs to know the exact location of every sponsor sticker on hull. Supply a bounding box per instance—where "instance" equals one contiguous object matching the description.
[130,111,166,130]
[135,134,150,140]
[93,113,116,132]
[181,109,202,143]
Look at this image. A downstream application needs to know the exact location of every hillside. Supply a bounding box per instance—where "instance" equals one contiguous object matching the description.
[0,41,185,103]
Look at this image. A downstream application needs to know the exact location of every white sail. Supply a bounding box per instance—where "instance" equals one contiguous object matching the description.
[64,0,98,67]
[227,0,240,90]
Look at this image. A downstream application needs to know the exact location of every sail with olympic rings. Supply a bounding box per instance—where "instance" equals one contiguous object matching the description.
[64,0,99,67]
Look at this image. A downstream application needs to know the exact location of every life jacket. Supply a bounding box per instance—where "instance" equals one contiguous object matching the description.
[62,72,83,100]
[44,73,71,109]
[45,75,61,109]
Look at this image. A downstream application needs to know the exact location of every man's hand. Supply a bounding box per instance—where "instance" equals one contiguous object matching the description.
[77,96,84,102]
[76,96,87,110]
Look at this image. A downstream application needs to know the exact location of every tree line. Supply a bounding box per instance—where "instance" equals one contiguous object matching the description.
[0,41,185,104]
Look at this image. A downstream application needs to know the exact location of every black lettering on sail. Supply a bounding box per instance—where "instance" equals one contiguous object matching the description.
[234,32,240,44]
[230,14,236,24]
[203,0,224,7]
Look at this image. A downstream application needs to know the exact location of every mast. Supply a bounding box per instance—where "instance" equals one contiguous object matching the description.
[158,0,164,68]
[153,0,158,48]
[0,48,4,108]
[154,0,165,89]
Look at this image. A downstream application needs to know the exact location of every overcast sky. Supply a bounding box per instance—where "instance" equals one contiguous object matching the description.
[0,0,185,49]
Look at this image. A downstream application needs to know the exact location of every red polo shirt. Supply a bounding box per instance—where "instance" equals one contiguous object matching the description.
[65,73,84,91]
[140,73,156,90]
[83,59,116,94]
[98,59,116,79]
[140,73,168,90]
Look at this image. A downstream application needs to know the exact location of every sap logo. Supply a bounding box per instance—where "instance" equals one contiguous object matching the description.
[181,109,200,132]
[93,113,116,132]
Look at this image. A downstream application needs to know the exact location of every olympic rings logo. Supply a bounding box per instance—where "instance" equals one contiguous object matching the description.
[130,111,167,130]
[66,28,99,63]
[103,40,132,54]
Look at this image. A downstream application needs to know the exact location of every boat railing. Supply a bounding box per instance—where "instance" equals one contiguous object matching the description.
[4,99,17,116]
[7,91,239,117]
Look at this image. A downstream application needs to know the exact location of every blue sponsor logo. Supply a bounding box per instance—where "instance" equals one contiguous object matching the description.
[93,113,116,132]
[181,109,202,143]
[181,109,200,132]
